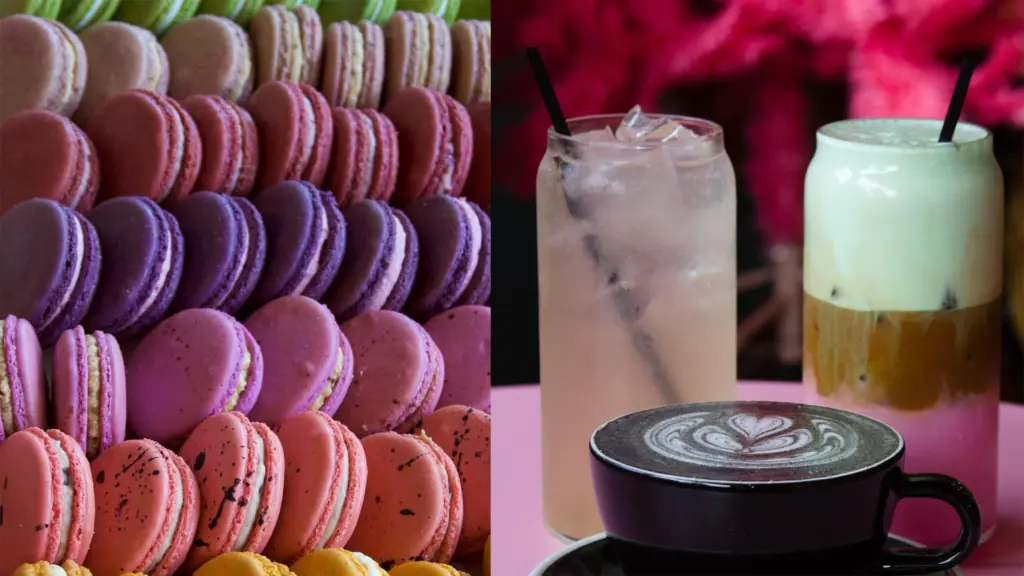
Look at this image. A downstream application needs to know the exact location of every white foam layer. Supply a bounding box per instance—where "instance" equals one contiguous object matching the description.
[234,434,267,550]
[145,452,183,574]
[805,119,1003,311]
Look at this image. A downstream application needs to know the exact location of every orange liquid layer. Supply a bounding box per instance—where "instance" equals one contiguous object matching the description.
[804,293,1001,411]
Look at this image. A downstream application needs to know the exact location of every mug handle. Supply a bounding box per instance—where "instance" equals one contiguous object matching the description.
[880,473,982,575]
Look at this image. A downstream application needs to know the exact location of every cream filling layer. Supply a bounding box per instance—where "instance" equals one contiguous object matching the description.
[353,114,376,200]
[40,216,84,332]
[365,215,406,311]
[146,38,167,90]
[310,349,344,412]
[51,437,74,561]
[143,455,183,574]
[223,349,252,412]
[290,204,328,296]
[234,434,266,550]
[313,441,348,549]
[123,234,173,328]
[211,214,250,310]
[0,322,12,437]
[345,28,365,108]
[152,0,184,35]
[283,11,304,83]
[45,566,68,576]
[352,552,384,576]
[67,131,92,209]
[85,335,101,457]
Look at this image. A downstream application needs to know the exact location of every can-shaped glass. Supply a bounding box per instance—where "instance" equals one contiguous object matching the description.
[803,118,1002,546]
[536,114,737,541]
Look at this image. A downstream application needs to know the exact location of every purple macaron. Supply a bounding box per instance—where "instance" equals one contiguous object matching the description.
[170,191,267,315]
[83,197,184,340]
[323,199,419,322]
[247,180,346,311]
[456,201,490,306]
[0,198,102,346]
[403,195,486,320]
[0,315,47,441]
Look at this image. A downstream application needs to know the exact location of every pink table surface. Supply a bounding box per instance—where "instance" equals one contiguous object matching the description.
[492,382,1024,576]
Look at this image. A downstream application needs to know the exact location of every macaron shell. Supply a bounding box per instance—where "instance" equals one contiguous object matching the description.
[249,5,302,88]
[289,548,383,576]
[418,406,490,556]
[389,562,464,576]
[39,211,102,348]
[293,4,323,86]
[265,412,367,564]
[393,322,444,434]
[404,196,476,319]
[381,86,446,206]
[297,83,334,188]
[454,202,489,306]
[0,16,87,122]
[1,315,47,442]
[194,552,294,576]
[335,310,441,436]
[440,93,472,197]
[382,207,419,311]
[162,15,255,103]
[449,20,488,105]
[323,199,397,320]
[87,439,200,576]
[463,102,489,209]
[364,109,398,202]
[183,95,260,197]
[323,107,360,206]
[247,81,310,189]
[423,306,489,411]
[359,20,386,109]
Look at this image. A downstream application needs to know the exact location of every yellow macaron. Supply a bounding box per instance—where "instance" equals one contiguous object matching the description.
[389,562,468,576]
[195,552,296,576]
[11,561,94,576]
[291,549,388,575]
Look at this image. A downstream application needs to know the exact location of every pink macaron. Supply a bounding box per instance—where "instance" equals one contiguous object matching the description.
[335,310,444,437]
[347,431,463,568]
[423,306,490,412]
[178,411,285,572]
[247,80,333,191]
[52,326,126,460]
[0,315,47,442]
[264,411,367,564]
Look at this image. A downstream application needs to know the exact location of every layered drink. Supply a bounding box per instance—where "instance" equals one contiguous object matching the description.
[803,119,1002,545]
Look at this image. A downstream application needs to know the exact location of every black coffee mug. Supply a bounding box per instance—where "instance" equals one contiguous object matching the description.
[589,402,981,575]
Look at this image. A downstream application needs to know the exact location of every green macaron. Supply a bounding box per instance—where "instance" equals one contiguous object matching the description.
[318,0,394,25]
[115,0,200,35]
[233,0,262,24]
[58,0,119,30]
[396,0,459,24]
[0,0,62,18]
[197,0,244,19]
[262,0,299,8]
[456,0,485,19]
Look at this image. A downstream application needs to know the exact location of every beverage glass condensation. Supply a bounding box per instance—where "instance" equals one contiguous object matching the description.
[537,112,737,540]
[803,118,1002,546]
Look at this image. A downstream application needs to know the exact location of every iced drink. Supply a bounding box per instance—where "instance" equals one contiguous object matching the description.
[803,118,1002,546]
[537,110,737,540]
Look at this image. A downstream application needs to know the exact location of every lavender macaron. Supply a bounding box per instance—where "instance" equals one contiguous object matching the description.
[246,180,346,311]
[170,191,267,315]
[0,199,101,346]
[83,197,184,339]
[323,199,419,322]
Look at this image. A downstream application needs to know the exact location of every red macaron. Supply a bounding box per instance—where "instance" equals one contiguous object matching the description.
[383,87,473,208]
[325,108,399,208]
[248,80,333,191]
[87,88,202,204]
[182,94,260,197]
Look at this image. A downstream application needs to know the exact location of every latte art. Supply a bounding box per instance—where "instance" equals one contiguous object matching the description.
[645,411,859,469]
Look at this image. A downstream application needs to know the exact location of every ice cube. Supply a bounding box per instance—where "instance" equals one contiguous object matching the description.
[615,105,697,143]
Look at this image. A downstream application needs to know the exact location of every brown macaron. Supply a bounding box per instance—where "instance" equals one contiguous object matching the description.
[449,20,490,105]
[161,15,255,104]
[384,11,452,103]
[321,20,386,110]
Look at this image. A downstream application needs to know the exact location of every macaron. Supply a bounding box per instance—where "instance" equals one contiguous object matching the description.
[52,327,126,460]
[197,0,246,20]
[324,200,418,321]
[194,552,295,576]
[0,428,95,576]
[347,431,463,567]
[83,197,184,339]
[463,102,489,210]
[290,549,386,576]
[162,15,255,103]
[74,22,170,126]
[318,0,393,24]
[417,405,490,556]
[233,0,265,25]
[449,20,489,105]
[0,315,46,442]
[179,411,285,571]
[114,0,200,35]
[390,562,468,576]
[248,80,333,189]
[11,560,95,576]
[87,88,202,204]
[264,411,367,563]
[395,0,459,24]
[321,20,385,109]
[182,95,260,197]
[423,306,490,411]
[0,199,102,347]
[384,12,451,100]
[125,308,264,448]
[0,15,87,122]
[324,108,398,206]
[59,0,121,31]
[0,109,100,214]
[0,0,60,18]
[170,191,266,315]
[404,196,486,319]
[293,4,324,86]
[244,296,354,426]
[248,181,346,308]
[335,310,443,436]
[249,5,321,88]
[383,87,472,205]
[86,439,200,576]
[455,0,485,19]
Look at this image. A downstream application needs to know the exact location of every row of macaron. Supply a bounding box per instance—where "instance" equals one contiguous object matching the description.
[0,82,489,219]
[0,403,490,575]
[0,9,489,129]
[4,0,489,34]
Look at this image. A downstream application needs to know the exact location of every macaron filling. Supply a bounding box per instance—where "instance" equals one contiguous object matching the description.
[143,450,184,573]
[365,214,407,310]
[346,26,365,108]
[223,347,252,412]
[234,434,267,550]
[352,552,384,576]
[39,213,84,333]
[52,24,80,112]
[282,9,303,83]
[0,320,12,437]
[451,199,483,300]
[313,435,348,549]
[50,436,75,561]
[84,334,102,456]
[309,349,345,412]
[291,202,328,296]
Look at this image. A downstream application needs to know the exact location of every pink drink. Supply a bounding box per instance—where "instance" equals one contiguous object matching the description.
[803,119,1002,546]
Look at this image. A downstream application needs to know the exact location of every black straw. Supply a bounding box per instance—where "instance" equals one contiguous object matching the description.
[525,47,679,405]
[939,57,976,143]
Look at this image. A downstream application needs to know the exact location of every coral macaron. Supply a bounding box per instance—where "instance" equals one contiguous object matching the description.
[324,108,398,206]
[248,81,333,189]
[0,428,95,576]
[179,412,285,571]
[264,411,367,564]
[182,95,260,197]
[423,306,490,412]
[86,439,200,576]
